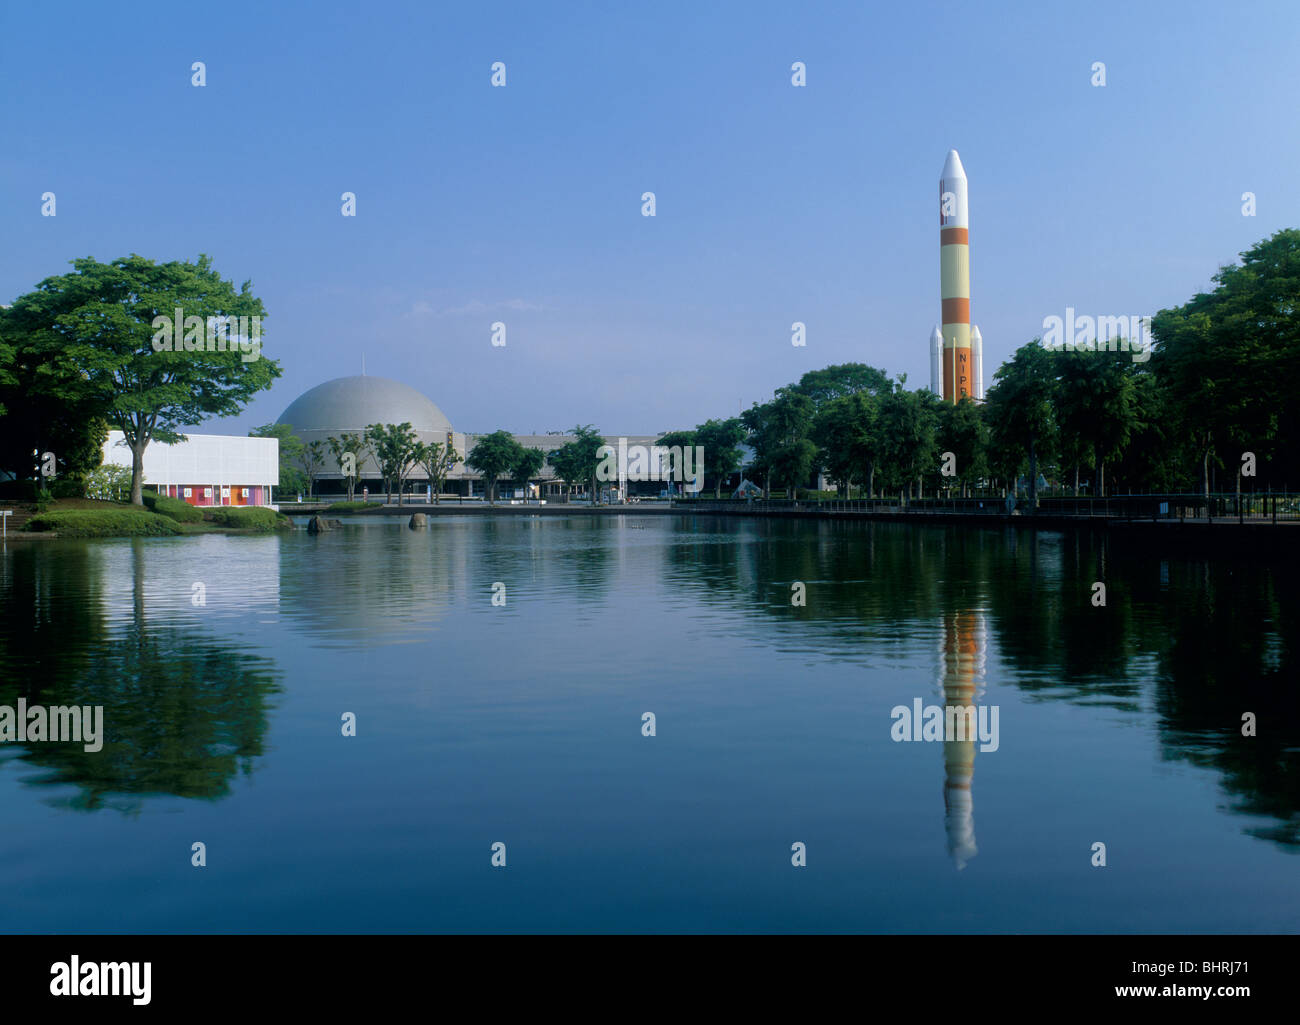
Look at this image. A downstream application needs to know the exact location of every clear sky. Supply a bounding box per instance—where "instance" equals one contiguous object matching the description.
[2,0,1297,436]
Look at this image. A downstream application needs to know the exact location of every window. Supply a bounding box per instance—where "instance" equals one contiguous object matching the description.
[183,487,192,497]
[204,488,212,497]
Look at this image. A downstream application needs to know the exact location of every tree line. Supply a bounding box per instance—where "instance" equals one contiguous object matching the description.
[256,423,614,506]
[684,230,1300,503]
[248,422,460,505]
[3,231,1296,505]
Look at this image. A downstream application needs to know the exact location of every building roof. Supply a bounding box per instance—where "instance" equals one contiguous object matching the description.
[277,375,454,436]
[102,431,279,487]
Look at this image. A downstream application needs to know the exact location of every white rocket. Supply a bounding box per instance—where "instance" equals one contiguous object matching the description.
[939,150,972,401]
[929,326,943,396]
[931,150,984,401]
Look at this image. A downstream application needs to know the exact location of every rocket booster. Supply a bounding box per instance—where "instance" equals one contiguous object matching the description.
[970,324,983,400]
[929,326,943,396]
[939,150,972,402]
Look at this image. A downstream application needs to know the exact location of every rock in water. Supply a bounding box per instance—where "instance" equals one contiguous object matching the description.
[408,513,428,529]
[307,515,330,534]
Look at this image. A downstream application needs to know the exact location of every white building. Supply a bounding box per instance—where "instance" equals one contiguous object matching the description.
[276,375,672,500]
[102,431,279,507]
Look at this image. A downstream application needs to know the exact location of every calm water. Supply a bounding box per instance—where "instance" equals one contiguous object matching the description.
[0,515,1296,933]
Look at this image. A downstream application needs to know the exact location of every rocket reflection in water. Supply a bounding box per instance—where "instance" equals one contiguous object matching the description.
[938,610,988,869]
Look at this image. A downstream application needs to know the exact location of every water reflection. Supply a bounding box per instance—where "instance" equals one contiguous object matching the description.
[277,516,615,644]
[1,514,1296,862]
[0,540,280,811]
[939,611,987,870]
[664,516,1300,851]
[1145,559,1300,847]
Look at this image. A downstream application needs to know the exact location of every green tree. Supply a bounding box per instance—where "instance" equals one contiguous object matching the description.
[696,417,747,498]
[1109,369,1174,492]
[1054,355,1095,495]
[1152,229,1300,495]
[52,417,110,497]
[327,431,372,502]
[793,362,892,405]
[83,463,133,502]
[1053,349,1140,497]
[935,396,988,497]
[0,311,14,415]
[0,305,111,495]
[368,422,420,505]
[811,392,878,497]
[750,388,816,498]
[466,430,523,504]
[250,423,307,497]
[560,425,606,504]
[547,444,579,501]
[511,446,546,501]
[981,401,1020,495]
[414,439,459,504]
[1087,352,1138,498]
[654,429,698,496]
[875,382,939,500]
[984,342,1057,507]
[2,255,279,504]
[740,402,774,498]
[300,440,327,499]
[548,439,592,502]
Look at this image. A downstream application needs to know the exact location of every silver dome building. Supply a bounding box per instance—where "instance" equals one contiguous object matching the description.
[278,375,454,441]
[277,374,671,502]
[276,375,463,495]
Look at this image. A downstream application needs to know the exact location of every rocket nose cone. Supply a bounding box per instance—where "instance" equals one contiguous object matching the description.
[970,325,982,342]
[931,326,943,343]
[941,149,966,181]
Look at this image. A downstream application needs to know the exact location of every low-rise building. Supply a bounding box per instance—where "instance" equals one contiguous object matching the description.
[101,430,279,507]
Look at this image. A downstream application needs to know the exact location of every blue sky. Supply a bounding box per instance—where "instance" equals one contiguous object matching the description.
[2,0,1296,436]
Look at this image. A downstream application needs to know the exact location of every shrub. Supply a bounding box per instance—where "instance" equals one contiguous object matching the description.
[325,500,380,512]
[203,506,289,531]
[142,490,205,523]
[50,478,87,498]
[25,509,182,537]
[83,464,134,502]
[35,488,54,513]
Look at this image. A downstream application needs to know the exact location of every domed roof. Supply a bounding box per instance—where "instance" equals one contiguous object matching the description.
[277,376,453,435]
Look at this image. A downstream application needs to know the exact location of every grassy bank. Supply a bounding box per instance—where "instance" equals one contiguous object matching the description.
[142,491,205,522]
[202,506,288,532]
[20,497,293,537]
[26,506,183,537]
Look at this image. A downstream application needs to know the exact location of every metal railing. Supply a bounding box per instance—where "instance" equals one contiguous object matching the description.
[1035,493,1300,523]
[673,492,1300,523]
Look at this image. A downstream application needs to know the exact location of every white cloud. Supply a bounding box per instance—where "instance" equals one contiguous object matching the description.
[408,298,546,317]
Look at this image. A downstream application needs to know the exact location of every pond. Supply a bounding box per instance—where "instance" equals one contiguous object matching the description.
[0,515,1294,932]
